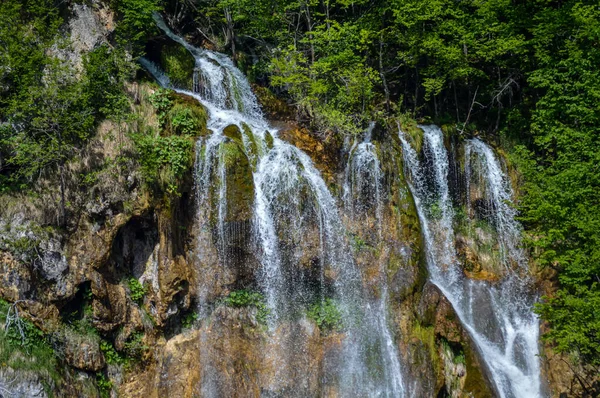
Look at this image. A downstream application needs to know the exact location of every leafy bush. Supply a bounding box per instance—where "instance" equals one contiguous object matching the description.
[132,129,194,194]
[123,332,148,360]
[168,104,206,136]
[84,45,136,121]
[126,277,146,304]
[149,89,174,129]
[113,0,161,53]
[223,290,269,325]
[307,298,343,334]
[100,340,124,366]
[96,372,113,398]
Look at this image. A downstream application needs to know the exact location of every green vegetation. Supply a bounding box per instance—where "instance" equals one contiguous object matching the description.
[123,331,148,361]
[182,311,199,329]
[160,45,195,88]
[96,372,113,398]
[307,298,343,334]
[223,290,269,325]
[126,277,146,305]
[100,339,125,366]
[134,89,207,195]
[0,300,60,385]
[133,131,194,195]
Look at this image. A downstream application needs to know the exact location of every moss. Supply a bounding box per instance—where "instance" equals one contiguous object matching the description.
[159,44,195,89]
[216,141,254,222]
[223,124,243,143]
[240,123,260,169]
[252,85,293,120]
[171,93,209,136]
[462,342,494,397]
[411,322,440,376]
[264,131,274,149]
[397,113,424,154]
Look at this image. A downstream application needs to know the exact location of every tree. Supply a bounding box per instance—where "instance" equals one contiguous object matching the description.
[1,61,95,225]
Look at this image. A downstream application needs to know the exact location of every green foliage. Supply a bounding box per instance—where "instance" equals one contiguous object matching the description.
[126,277,146,304]
[0,0,64,110]
[123,332,148,360]
[132,130,194,195]
[0,300,59,382]
[160,45,195,88]
[149,88,174,129]
[223,290,269,325]
[135,89,207,195]
[112,0,161,54]
[510,2,600,369]
[96,372,113,398]
[168,104,207,136]
[100,340,125,366]
[182,312,199,329]
[307,298,343,334]
[84,44,136,121]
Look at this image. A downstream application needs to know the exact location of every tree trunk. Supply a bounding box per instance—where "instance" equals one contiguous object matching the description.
[379,35,390,112]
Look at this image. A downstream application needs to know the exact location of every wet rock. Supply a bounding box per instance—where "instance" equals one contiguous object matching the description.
[391,262,420,301]
[64,332,106,371]
[277,124,340,183]
[223,124,243,143]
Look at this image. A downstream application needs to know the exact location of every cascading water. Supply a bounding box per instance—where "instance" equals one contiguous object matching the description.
[143,14,406,397]
[464,138,525,266]
[342,123,406,397]
[343,122,383,238]
[398,125,543,398]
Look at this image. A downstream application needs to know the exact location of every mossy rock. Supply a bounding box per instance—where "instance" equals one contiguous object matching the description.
[252,85,294,120]
[223,124,243,144]
[240,123,260,170]
[462,341,495,397]
[167,103,208,136]
[159,42,195,90]
[396,115,424,154]
[162,92,209,137]
[264,131,274,149]
[217,141,254,222]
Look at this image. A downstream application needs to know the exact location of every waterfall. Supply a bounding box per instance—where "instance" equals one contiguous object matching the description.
[342,123,406,397]
[464,138,525,267]
[399,125,543,398]
[343,121,383,238]
[143,14,407,397]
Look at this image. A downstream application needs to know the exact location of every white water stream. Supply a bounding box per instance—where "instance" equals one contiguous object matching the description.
[143,15,407,397]
[399,125,543,398]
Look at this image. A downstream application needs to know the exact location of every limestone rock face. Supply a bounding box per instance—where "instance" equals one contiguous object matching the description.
[0,368,48,398]
[51,2,114,72]
[64,333,106,371]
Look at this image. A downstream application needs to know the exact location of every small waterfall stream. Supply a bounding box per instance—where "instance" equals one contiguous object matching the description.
[398,125,543,398]
[342,124,405,396]
[143,15,407,397]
